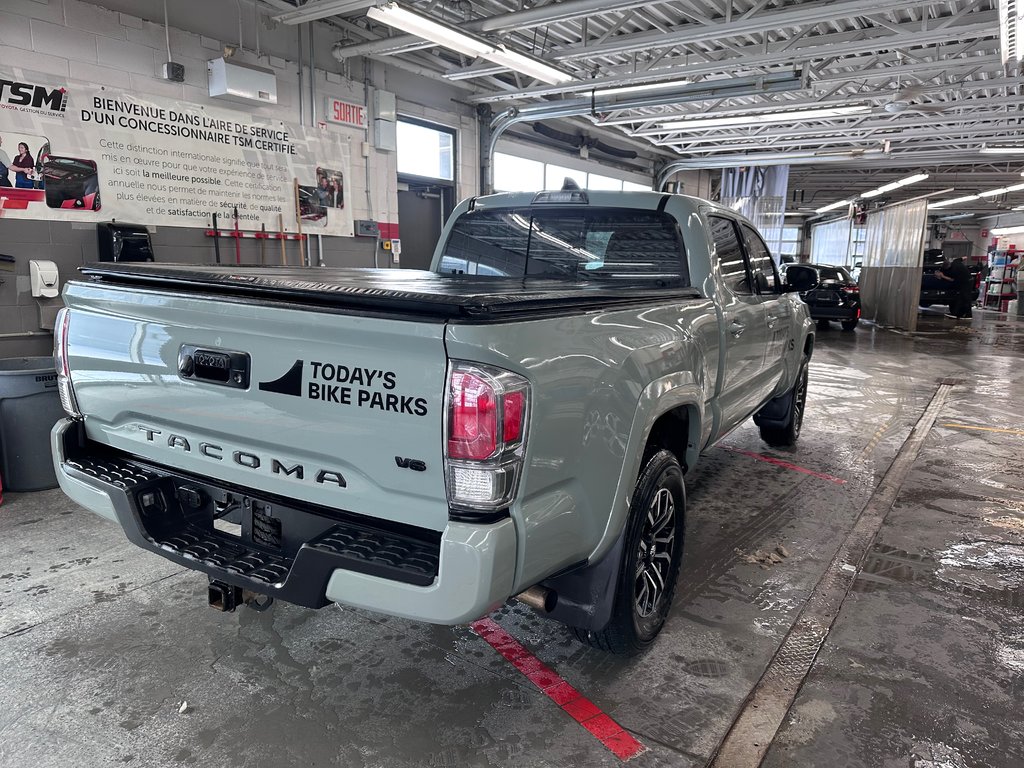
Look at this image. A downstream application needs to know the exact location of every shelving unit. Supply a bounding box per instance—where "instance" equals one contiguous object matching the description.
[983,250,1019,310]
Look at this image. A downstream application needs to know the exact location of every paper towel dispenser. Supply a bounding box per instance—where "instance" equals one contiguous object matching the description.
[30,260,59,298]
[97,222,154,262]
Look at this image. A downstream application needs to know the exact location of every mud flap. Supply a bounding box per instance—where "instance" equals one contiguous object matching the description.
[540,530,627,632]
[753,386,795,429]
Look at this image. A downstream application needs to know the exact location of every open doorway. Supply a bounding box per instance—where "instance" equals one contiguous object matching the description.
[397,183,455,270]
[396,117,457,271]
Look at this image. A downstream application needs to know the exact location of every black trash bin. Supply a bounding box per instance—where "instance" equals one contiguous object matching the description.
[0,356,64,492]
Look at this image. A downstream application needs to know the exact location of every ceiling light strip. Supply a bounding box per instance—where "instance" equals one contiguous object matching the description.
[367,2,571,84]
[652,105,871,133]
[930,181,1024,208]
[860,172,930,199]
[998,0,1023,63]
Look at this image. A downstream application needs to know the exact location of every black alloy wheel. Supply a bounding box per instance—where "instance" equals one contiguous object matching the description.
[573,449,685,655]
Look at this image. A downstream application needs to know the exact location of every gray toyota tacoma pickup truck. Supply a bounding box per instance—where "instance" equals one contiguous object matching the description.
[52,188,813,654]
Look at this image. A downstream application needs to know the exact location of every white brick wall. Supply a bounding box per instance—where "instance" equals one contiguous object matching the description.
[62,1,125,40]
[31,19,97,62]
[0,11,32,48]
[96,37,158,75]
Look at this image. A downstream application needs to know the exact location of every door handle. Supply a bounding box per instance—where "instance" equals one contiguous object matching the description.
[730,320,745,337]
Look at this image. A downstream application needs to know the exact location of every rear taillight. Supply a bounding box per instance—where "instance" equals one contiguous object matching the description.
[445,361,529,512]
[842,285,859,295]
[54,308,81,418]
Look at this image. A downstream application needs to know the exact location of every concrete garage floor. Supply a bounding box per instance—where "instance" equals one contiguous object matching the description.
[2,311,1023,768]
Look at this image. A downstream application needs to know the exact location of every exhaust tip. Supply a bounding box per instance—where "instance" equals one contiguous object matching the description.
[515,585,557,613]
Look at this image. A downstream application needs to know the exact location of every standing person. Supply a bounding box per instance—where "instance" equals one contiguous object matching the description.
[11,143,35,188]
[938,256,974,320]
[0,137,11,187]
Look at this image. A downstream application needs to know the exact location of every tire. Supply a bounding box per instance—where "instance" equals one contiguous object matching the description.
[91,190,101,211]
[841,318,859,332]
[44,185,61,209]
[758,355,809,447]
[572,450,685,655]
[816,318,830,330]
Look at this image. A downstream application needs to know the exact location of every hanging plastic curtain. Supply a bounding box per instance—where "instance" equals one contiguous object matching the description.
[809,218,853,266]
[720,165,789,257]
[860,198,928,332]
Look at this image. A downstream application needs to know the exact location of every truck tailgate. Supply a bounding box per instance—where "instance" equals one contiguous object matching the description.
[63,281,449,532]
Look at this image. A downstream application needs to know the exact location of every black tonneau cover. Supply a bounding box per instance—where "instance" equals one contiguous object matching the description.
[79,264,700,321]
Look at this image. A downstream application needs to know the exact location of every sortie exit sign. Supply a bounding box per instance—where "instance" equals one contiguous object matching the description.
[324,97,367,130]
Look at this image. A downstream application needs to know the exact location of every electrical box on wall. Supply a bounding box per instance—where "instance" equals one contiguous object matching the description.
[355,220,379,238]
[208,58,278,105]
[162,62,185,83]
[373,90,397,152]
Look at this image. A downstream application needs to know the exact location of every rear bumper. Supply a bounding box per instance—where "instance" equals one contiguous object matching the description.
[52,419,516,624]
[807,303,860,321]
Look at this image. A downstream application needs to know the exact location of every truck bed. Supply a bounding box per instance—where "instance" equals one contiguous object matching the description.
[79,264,698,322]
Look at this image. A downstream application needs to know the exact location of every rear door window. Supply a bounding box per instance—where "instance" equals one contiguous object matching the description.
[708,215,752,295]
[740,223,780,294]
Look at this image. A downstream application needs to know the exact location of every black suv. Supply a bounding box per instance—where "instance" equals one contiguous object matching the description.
[785,263,861,331]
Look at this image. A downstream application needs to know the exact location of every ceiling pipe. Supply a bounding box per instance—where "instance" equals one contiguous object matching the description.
[483,70,806,193]
[330,43,480,91]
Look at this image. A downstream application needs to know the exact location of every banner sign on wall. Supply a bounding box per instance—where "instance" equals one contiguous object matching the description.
[0,70,353,236]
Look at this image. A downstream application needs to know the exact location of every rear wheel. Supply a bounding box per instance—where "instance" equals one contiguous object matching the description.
[573,450,684,655]
[816,318,830,330]
[758,355,809,447]
[841,318,859,332]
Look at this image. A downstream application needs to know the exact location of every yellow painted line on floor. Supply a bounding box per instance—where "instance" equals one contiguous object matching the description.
[942,423,1024,436]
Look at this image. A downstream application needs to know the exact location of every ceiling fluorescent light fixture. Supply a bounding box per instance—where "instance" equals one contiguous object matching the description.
[367,3,493,57]
[274,0,375,24]
[485,46,572,84]
[815,199,853,214]
[978,182,1024,197]
[861,172,930,199]
[928,194,981,209]
[368,3,571,84]
[937,213,976,221]
[980,145,1024,154]
[992,225,1024,236]
[658,105,870,131]
[594,79,692,97]
[998,0,1024,63]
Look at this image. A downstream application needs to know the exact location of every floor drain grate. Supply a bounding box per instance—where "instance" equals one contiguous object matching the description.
[708,381,955,768]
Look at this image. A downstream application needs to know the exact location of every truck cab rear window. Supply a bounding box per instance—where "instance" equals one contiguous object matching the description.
[438,208,688,285]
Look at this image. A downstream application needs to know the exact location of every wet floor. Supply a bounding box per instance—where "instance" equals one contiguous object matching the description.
[1,309,1022,767]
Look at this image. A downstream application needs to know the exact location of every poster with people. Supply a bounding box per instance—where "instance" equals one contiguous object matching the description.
[0,69,353,236]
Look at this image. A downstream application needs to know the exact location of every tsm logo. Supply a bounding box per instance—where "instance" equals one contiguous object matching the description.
[0,79,68,112]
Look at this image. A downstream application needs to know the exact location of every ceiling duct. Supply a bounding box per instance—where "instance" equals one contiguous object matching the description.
[482,69,806,191]
[531,123,638,159]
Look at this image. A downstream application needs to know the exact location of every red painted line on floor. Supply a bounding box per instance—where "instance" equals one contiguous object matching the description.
[721,447,847,485]
[471,618,647,761]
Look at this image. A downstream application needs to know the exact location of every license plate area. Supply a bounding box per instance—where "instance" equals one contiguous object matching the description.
[135,478,331,558]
